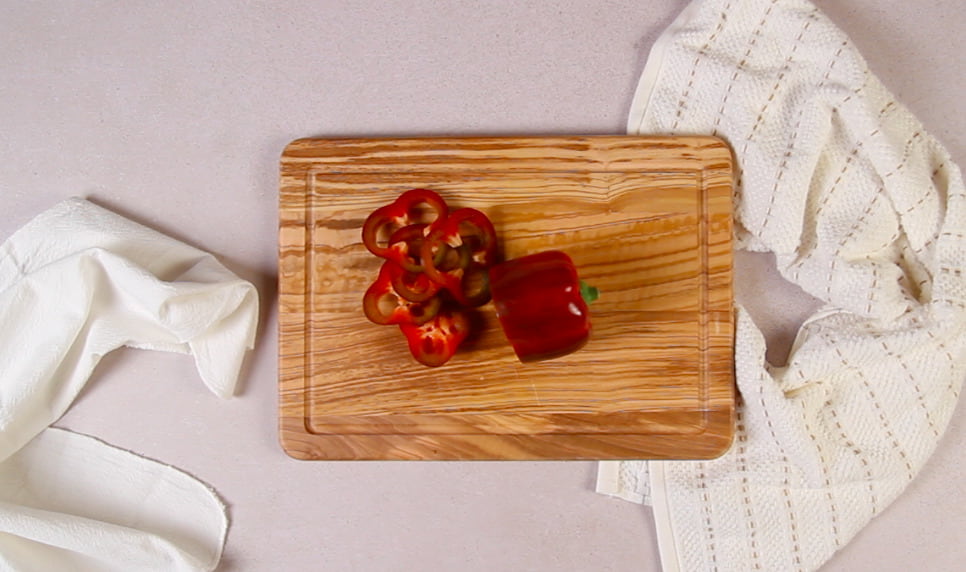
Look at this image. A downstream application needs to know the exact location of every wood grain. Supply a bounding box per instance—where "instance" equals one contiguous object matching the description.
[279,136,734,460]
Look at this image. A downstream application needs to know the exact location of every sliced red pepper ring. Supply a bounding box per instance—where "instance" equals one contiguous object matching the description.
[420,208,497,307]
[399,309,470,367]
[456,262,491,307]
[419,254,491,307]
[362,262,442,326]
[383,224,447,275]
[387,259,441,303]
[361,188,448,259]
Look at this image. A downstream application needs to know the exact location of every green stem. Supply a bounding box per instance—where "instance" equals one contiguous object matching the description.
[579,280,600,304]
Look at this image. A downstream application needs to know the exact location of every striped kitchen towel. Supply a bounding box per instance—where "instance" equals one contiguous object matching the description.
[597,1,966,570]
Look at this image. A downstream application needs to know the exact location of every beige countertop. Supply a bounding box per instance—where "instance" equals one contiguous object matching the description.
[1,1,962,570]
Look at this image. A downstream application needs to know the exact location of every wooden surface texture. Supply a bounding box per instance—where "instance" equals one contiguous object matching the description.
[279,136,735,460]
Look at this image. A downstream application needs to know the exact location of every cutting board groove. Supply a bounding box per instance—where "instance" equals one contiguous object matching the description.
[279,136,734,460]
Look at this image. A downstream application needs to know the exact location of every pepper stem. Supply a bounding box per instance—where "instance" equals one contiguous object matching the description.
[579,280,600,304]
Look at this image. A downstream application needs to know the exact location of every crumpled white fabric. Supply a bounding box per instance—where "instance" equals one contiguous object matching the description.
[0,197,258,571]
[597,1,966,570]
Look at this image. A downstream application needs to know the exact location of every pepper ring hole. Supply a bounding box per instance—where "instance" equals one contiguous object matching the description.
[377,291,400,316]
[407,201,443,226]
[375,221,403,250]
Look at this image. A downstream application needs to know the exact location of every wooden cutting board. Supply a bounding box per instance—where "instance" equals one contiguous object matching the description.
[279,136,734,460]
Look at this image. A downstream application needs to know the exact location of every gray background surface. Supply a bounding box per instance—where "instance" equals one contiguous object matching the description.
[1,1,962,570]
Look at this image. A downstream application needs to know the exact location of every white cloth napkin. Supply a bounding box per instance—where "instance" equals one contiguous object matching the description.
[597,1,966,570]
[0,198,258,571]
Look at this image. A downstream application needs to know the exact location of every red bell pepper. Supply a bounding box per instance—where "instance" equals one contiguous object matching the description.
[420,207,497,307]
[362,261,442,326]
[399,309,470,367]
[488,250,598,362]
[361,188,448,262]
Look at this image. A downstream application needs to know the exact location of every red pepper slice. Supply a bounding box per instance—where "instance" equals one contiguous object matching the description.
[362,261,442,325]
[488,250,597,362]
[360,193,499,367]
[388,260,441,303]
[420,208,497,307]
[382,223,449,277]
[399,309,470,367]
[361,189,448,260]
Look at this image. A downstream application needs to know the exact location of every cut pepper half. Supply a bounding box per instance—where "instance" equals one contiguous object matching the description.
[488,250,593,362]
[362,261,442,325]
[399,309,470,367]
